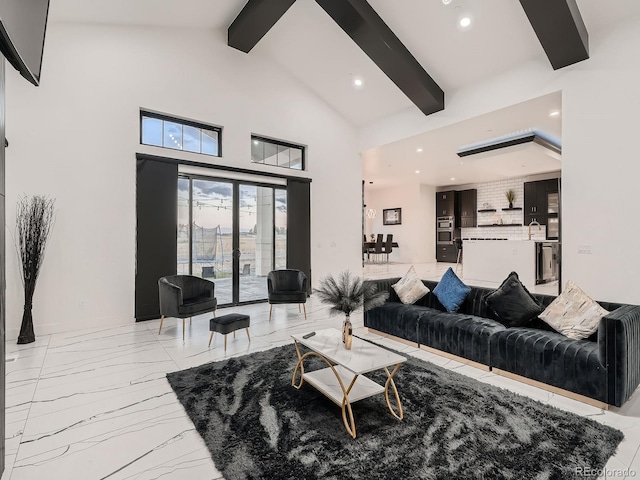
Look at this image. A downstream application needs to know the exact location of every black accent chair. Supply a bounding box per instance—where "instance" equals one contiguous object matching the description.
[267,269,308,321]
[158,275,217,340]
[372,233,384,262]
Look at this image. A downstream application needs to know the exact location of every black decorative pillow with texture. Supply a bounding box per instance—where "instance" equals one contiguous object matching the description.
[484,271,543,327]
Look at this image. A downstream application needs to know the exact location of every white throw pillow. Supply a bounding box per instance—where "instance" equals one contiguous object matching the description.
[392,266,430,304]
[539,280,610,340]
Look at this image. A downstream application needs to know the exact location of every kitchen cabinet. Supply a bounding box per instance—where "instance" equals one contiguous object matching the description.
[457,189,477,228]
[436,245,457,263]
[524,178,559,228]
[436,190,455,217]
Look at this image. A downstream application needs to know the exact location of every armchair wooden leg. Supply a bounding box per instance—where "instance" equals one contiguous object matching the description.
[189,317,192,326]
[208,331,214,347]
[269,304,273,322]
[224,335,227,351]
[233,330,236,338]
[182,319,185,341]
[246,328,251,342]
[214,309,216,318]
[298,304,301,312]
[303,303,307,320]
[158,315,165,335]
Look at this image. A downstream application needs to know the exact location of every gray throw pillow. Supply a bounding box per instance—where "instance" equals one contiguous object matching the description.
[539,280,610,340]
[484,271,543,327]
[392,266,430,304]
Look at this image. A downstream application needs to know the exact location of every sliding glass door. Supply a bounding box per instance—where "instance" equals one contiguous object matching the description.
[178,175,286,306]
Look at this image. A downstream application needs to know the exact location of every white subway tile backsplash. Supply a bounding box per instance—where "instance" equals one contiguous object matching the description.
[463,176,548,241]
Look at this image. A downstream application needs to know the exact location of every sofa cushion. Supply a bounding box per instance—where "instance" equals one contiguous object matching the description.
[392,266,430,304]
[490,328,608,403]
[433,267,471,313]
[540,280,610,340]
[364,303,439,344]
[419,312,506,365]
[484,272,544,328]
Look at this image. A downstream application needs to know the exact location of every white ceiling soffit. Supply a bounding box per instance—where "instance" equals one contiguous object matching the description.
[362,91,562,189]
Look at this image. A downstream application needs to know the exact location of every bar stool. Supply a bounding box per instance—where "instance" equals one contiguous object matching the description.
[454,238,463,275]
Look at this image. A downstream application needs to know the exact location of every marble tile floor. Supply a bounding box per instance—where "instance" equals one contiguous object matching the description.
[5,288,640,479]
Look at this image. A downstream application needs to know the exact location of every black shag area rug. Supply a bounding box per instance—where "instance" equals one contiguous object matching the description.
[167,342,623,480]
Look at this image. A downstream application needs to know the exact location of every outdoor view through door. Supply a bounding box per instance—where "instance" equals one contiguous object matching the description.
[178,176,287,305]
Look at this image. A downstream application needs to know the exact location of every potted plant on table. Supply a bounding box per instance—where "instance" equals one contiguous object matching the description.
[314,271,388,349]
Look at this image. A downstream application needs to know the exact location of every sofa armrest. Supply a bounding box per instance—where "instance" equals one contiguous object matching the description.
[599,305,640,407]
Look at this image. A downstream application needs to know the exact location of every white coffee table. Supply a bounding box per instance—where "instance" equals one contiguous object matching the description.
[291,328,407,438]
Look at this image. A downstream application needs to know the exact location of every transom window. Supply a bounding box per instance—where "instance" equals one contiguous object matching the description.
[251,135,304,171]
[140,110,221,157]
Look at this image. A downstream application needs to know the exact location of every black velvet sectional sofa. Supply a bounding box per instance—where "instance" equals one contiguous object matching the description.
[364,278,640,408]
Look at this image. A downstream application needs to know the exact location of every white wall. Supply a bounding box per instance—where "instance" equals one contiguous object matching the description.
[4,23,361,338]
[364,183,435,263]
[359,17,640,304]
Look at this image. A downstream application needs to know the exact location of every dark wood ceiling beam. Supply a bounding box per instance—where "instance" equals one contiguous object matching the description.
[315,0,444,116]
[519,0,589,70]
[228,0,297,53]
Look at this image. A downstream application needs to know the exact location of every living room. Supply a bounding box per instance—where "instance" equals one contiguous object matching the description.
[2,0,640,479]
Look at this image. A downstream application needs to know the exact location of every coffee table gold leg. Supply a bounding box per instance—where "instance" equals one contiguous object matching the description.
[384,364,403,420]
[341,376,358,438]
[292,341,305,389]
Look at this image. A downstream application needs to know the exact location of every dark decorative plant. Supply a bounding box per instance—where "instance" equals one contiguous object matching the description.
[314,270,388,318]
[15,195,55,344]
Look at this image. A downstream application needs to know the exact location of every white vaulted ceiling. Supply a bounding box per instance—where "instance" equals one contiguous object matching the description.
[48,0,640,185]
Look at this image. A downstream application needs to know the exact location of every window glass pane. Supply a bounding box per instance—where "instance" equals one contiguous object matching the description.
[141,116,163,146]
[264,142,278,166]
[251,139,265,163]
[177,178,190,275]
[164,121,183,150]
[289,148,303,170]
[202,129,219,156]
[277,145,290,167]
[275,189,287,270]
[183,125,201,153]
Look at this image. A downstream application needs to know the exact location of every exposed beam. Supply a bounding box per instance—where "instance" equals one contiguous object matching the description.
[519,0,589,70]
[315,0,444,116]
[457,133,561,158]
[228,0,297,53]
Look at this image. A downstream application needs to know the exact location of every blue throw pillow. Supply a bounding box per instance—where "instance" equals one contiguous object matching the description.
[433,267,471,312]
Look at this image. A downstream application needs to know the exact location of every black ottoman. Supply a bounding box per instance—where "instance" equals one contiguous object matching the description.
[209,313,251,350]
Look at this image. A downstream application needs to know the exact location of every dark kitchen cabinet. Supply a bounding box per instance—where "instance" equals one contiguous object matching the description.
[436,190,455,217]
[524,179,560,239]
[524,179,559,224]
[457,189,477,228]
[436,245,457,263]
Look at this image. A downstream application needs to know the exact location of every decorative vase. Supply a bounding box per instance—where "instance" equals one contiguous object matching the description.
[509,202,513,209]
[342,316,353,350]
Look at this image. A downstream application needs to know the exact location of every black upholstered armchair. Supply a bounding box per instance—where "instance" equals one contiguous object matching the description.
[267,269,308,322]
[158,275,217,340]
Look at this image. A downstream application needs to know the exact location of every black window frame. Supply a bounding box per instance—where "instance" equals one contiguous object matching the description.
[140,109,223,158]
[251,134,305,171]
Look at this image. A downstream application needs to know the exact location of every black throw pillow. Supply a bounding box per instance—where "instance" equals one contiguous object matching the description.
[484,272,543,328]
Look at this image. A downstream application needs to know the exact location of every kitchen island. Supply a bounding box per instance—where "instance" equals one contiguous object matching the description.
[463,240,537,289]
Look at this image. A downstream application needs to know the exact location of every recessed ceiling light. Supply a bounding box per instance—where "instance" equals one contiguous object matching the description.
[459,17,471,27]
[352,76,365,89]
[442,0,452,4]
[450,177,456,181]
[549,110,560,117]
[416,148,423,153]
[415,170,421,174]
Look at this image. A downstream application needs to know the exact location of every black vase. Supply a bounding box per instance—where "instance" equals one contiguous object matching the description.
[509,202,513,209]
[17,300,35,344]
